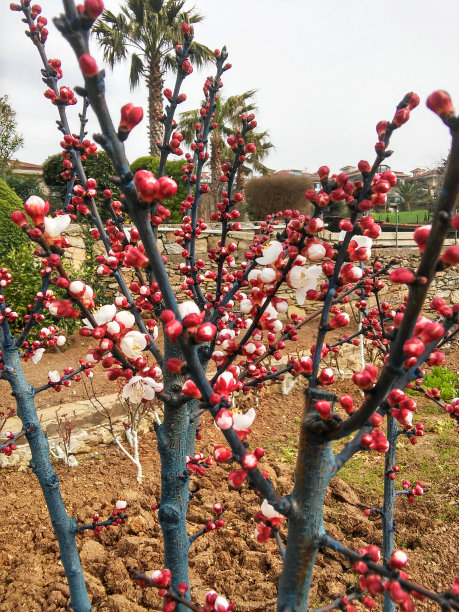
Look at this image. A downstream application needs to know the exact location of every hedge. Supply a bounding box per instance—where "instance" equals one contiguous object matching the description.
[0,178,28,254]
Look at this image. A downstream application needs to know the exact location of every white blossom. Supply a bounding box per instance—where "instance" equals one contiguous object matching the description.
[120,330,147,359]
[48,370,60,383]
[178,301,201,318]
[256,240,283,265]
[83,304,117,329]
[122,376,159,403]
[289,265,322,305]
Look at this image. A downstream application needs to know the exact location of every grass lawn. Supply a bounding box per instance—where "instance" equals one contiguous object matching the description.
[372,209,431,224]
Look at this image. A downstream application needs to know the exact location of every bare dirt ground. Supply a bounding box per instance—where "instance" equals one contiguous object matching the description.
[0,334,458,611]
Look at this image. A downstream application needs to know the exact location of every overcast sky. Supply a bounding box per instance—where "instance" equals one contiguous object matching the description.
[2,0,459,175]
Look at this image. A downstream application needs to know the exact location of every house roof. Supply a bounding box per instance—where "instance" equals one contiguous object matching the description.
[8,160,43,171]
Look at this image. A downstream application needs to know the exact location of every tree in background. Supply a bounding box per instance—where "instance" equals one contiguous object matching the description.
[393,180,427,211]
[180,89,274,195]
[244,173,313,220]
[94,0,214,156]
[0,95,24,174]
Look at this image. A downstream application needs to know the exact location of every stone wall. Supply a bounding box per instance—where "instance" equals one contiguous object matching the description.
[64,224,459,313]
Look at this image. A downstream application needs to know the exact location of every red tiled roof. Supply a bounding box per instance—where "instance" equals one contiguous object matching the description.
[8,160,43,171]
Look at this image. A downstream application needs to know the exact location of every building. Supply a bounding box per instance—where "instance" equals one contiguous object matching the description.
[273,164,441,208]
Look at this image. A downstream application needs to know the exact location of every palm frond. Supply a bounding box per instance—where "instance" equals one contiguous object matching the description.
[129,53,145,89]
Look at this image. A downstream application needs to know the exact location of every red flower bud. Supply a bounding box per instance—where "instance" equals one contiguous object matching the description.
[79,53,99,78]
[195,322,217,343]
[393,108,410,127]
[339,394,354,414]
[390,268,416,284]
[124,247,149,269]
[11,210,28,228]
[182,379,201,398]
[403,337,425,358]
[118,103,143,139]
[84,0,104,19]
[166,358,183,373]
[427,90,455,119]
[442,245,459,266]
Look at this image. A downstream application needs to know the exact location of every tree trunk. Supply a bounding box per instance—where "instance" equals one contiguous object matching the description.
[210,130,222,196]
[156,339,195,610]
[0,329,91,612]
[148,58,164,158]
[236,165,246,194]
[382,415,398,612]
[277,390,335,611]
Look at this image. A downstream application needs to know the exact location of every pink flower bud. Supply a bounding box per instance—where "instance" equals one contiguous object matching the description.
[182,379,201,398]
[389,550,409,569]
[241,453,258,470]
[213,445,232,462]
[24,195,49,226]
[215,408,233,430]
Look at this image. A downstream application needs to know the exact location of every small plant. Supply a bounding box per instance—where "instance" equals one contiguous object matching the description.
[422,366,459,402]
[50,409,78,466]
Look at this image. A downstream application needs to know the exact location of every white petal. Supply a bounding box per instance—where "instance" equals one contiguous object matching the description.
[31,348,45,364]
[44,214,71,237]
[94,304,117,326]
[261,499,283,519]
[233,407,256,430]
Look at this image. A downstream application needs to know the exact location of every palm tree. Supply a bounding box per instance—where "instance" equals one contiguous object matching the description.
[393,181,426,211]
[227,130,273,193]
[94,0,214,156]
[179,90,272,194]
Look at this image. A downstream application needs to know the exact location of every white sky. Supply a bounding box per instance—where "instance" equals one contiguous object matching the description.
[2,0,459,175]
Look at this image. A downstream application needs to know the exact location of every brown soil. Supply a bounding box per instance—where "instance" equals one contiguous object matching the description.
[0,336,458,611]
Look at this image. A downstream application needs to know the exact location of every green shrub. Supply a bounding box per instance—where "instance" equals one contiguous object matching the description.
[42,151,121,212]
[0,178,28,255]
[5,173,47,202]
[130,156,187,222]
[2,245,79,336]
